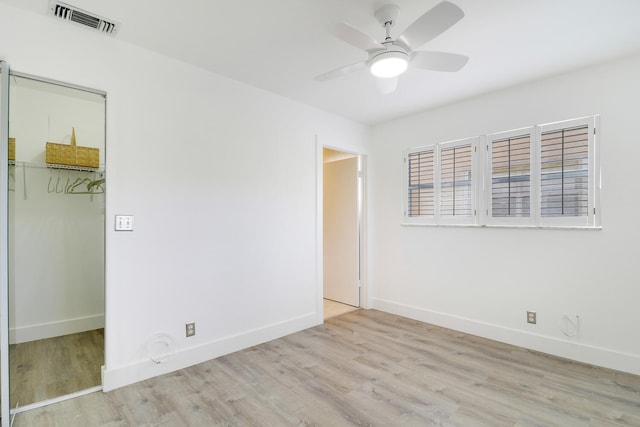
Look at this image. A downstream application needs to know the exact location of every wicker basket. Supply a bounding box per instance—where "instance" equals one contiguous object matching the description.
[46,128,99,168]
[8,137,15,161]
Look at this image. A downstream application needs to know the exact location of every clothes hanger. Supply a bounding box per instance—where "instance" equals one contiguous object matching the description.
[48,171,55,193]
[65,177,90,194]
[8,164,15,192]
[56,172,66,194]
[65,176,104,194]
[65,177,83,192]
[87,178,105,193]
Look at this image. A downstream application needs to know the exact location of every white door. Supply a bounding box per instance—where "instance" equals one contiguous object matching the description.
[323,156,359,306]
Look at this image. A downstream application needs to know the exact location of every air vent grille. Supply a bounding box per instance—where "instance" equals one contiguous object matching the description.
[48,1,119,35]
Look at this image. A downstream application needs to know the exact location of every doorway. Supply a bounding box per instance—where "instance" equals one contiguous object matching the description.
[323,148,362,319]
[1,69,106,421]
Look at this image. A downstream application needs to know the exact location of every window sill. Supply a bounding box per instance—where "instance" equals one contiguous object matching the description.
[401,222,602,231]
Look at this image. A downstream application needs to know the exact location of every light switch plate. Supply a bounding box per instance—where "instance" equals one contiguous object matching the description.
[115,215,134,231]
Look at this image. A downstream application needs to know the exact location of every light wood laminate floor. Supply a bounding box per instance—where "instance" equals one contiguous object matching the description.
[12,310,640,426]
[323,299,359,319]
[9,329,104,407]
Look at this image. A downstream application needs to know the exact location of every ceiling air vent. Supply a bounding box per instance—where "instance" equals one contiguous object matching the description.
[48,0,120,35]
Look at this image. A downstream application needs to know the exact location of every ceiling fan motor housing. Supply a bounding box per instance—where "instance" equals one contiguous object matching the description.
[375,4,400,28]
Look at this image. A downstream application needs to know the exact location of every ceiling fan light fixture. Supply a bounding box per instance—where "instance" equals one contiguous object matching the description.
[369,50,409,78]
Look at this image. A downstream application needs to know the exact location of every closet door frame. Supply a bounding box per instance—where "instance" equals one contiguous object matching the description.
[0,67,107,424]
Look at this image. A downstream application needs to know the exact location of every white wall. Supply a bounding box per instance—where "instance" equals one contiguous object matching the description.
[0,3,370,390]
[369,54,640,375]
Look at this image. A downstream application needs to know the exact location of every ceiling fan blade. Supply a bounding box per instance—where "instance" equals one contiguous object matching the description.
[377,76,399,95]
[396,1,464,51]
[411,51,469,72]
[314,61,367,82]
[332,22,384,52]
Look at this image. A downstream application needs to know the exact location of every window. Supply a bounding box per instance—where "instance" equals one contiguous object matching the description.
[405,137,478,225]
[538,117,597,227]
[407,149,435,218]
[486,127,533,226]
[540,125,589,217]
[440,144,472,216]
[404,116,600,228]
[438,138,477,225]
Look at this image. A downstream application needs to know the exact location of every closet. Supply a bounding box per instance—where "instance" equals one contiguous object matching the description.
[0,67,105,422]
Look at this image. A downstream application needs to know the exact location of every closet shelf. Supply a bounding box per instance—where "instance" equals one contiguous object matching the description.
[9,160,103,173]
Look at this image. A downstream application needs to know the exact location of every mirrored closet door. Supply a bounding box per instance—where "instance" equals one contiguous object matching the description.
[0,60,10,426]
[4,72,105,414]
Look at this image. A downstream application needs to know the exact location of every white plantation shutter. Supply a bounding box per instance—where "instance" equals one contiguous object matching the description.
[437,137,477,225]
[403,138,477,225]
[539,116,597,227]
[407,149,435,217]
[402,116,599,228]
[440,144,472,216]
[540,127,588,216]
[487,128,533,225]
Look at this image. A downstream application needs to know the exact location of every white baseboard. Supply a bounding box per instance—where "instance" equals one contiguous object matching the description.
[103,312,319,392]
[10,314,105,344]
[371,298,640,376]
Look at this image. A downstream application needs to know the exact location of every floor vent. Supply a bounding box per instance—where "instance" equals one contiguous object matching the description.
[48,0,120,35]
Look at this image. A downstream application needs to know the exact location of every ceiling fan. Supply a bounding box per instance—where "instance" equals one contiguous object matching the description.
[315,1,469,94]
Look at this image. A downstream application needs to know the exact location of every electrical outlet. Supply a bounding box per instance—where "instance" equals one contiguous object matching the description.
[527,311,537,324]
[185,321,196,337]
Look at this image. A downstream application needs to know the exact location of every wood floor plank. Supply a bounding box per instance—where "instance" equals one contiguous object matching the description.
[12,310,640,426]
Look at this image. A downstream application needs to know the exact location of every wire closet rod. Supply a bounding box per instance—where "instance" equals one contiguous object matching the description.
[9,160,103,173]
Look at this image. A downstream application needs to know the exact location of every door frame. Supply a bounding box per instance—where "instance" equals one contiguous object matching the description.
[316,137,367,324]
[0,68,107,422]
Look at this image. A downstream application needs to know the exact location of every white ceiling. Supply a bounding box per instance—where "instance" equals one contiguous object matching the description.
[5,0,640,124]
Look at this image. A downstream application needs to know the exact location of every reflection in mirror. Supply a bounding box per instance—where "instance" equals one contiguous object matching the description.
[7,75,105,409]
